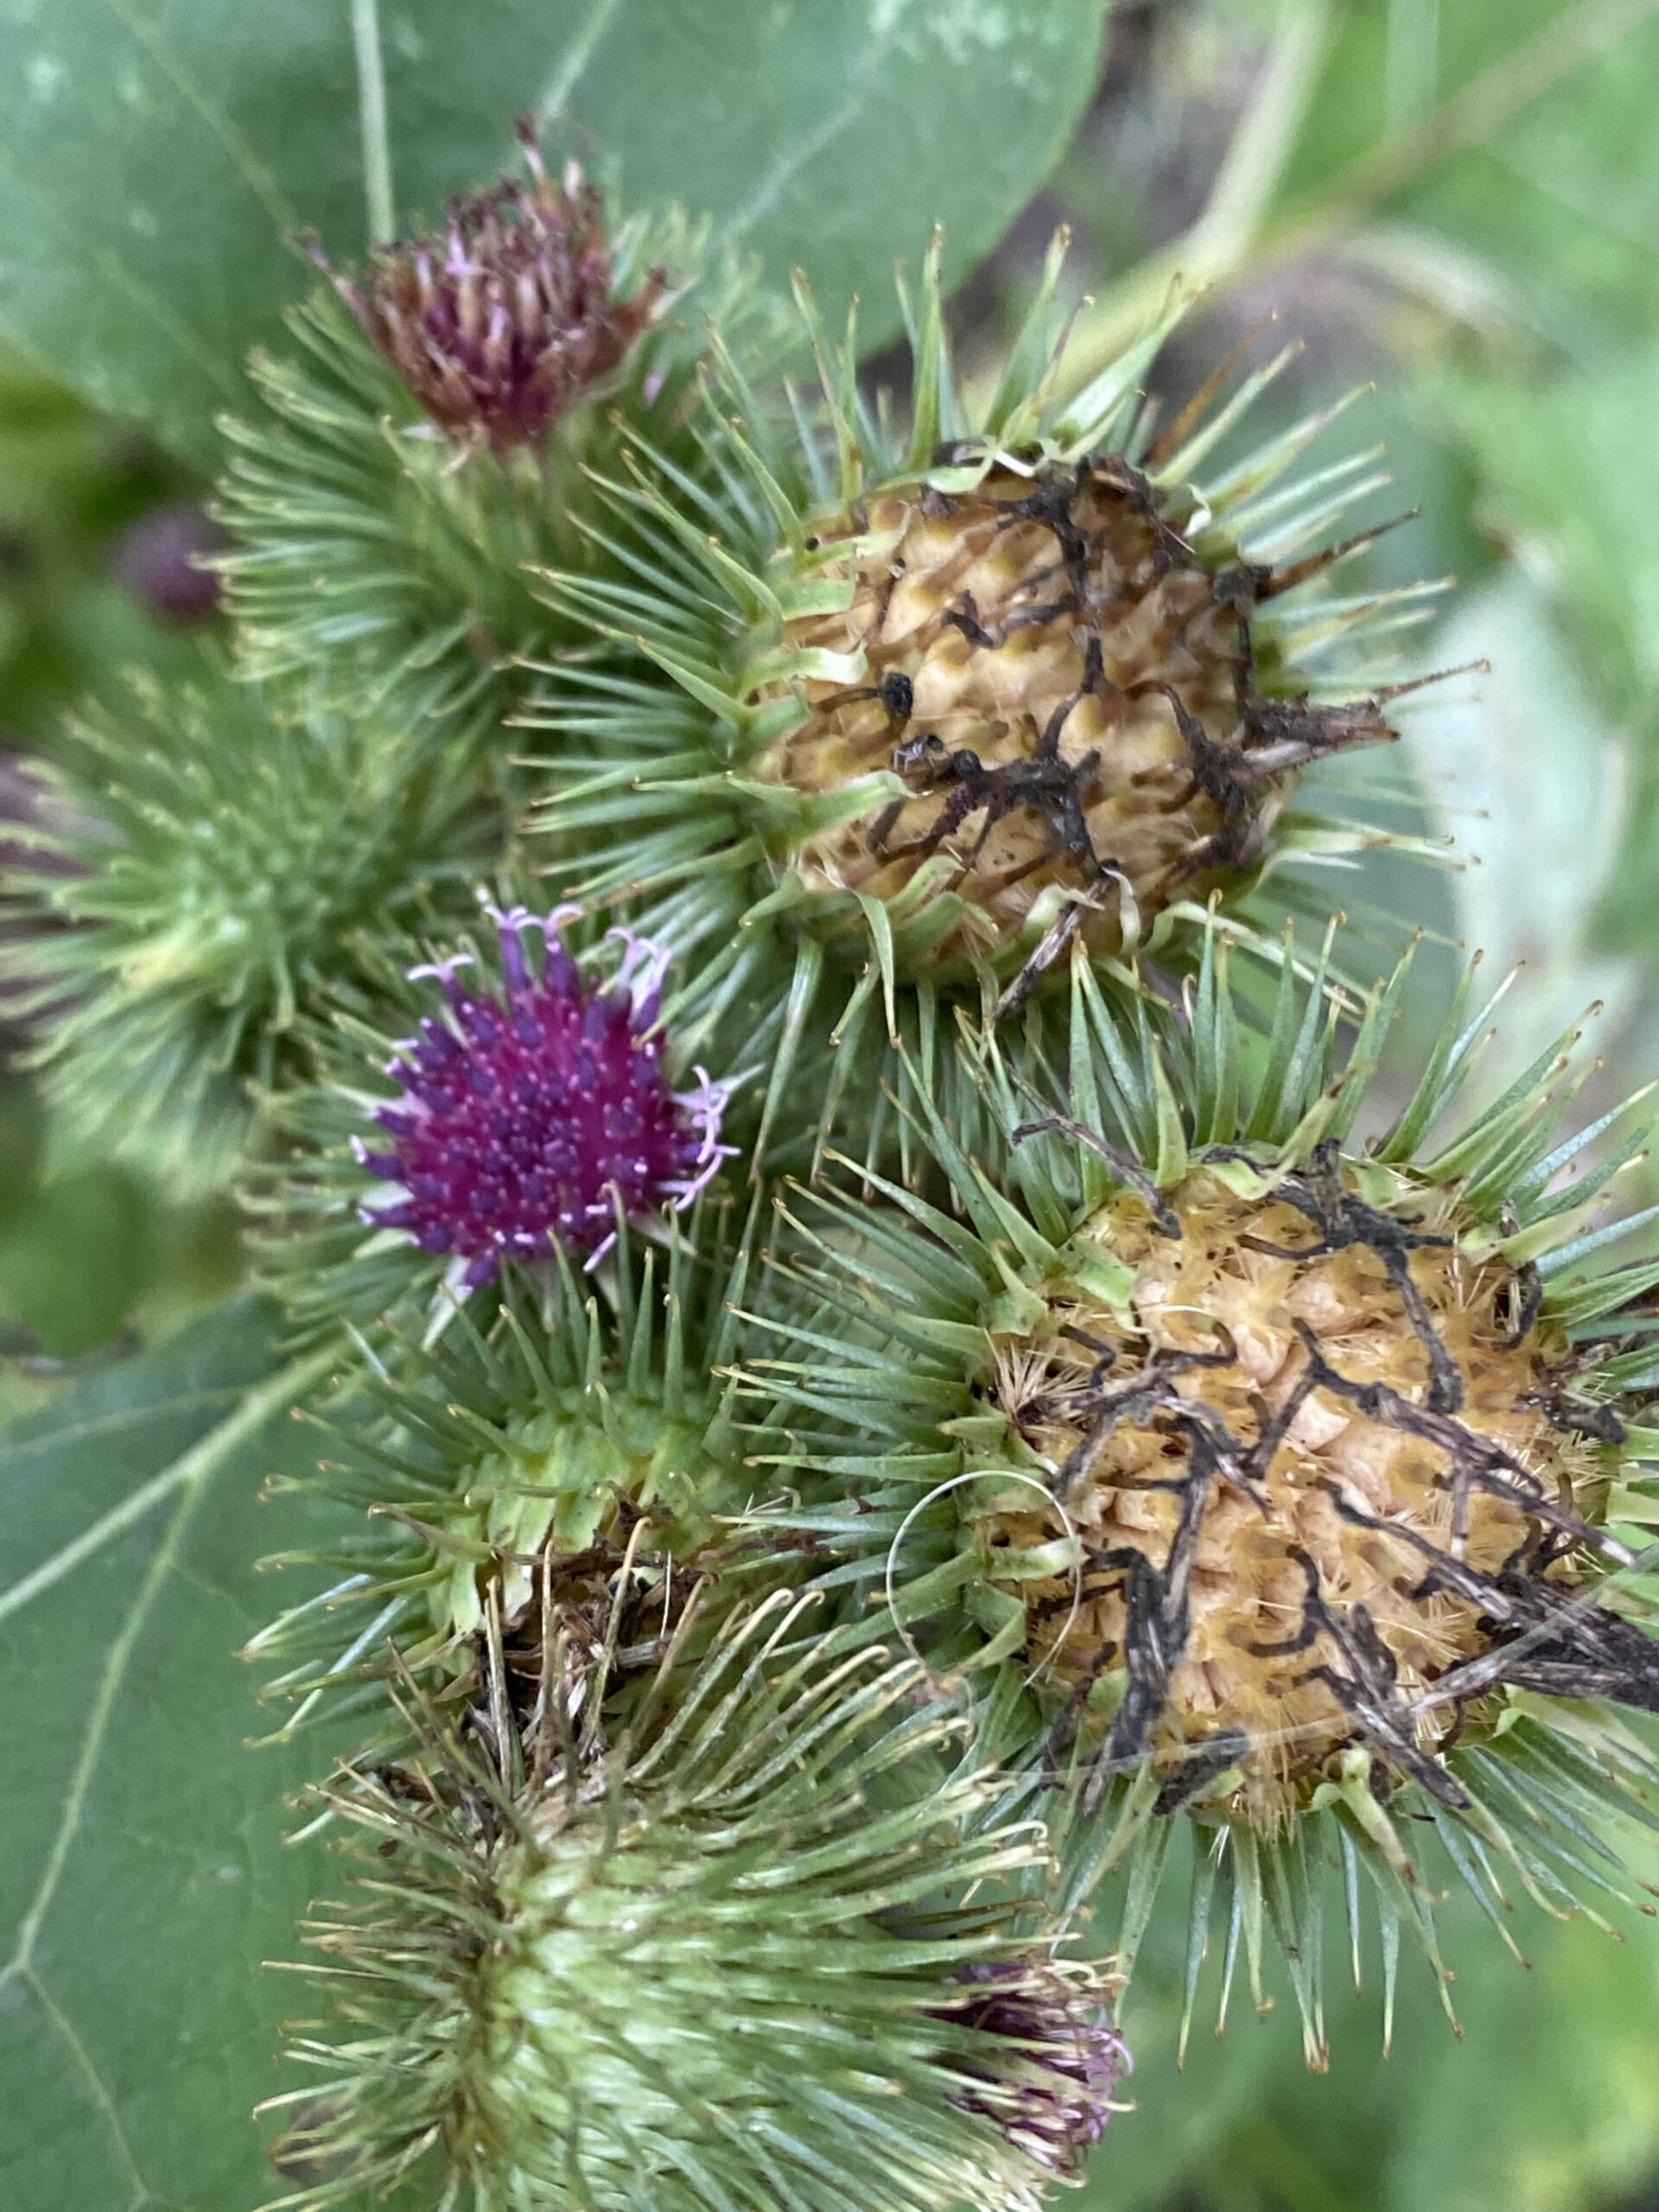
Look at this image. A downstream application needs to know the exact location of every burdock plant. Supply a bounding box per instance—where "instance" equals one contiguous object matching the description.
[215,122,779,725]
[247,1192,762,1735]
[10,666,492,1191]
[8,56,1659,2212]
[318,124,666,454]
[742,934,1659,2061]
[263,1593,1125,2212]
[524,235,1447,1155]
[253,894,740,1337]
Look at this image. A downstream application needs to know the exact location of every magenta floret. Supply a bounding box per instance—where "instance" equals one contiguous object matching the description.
[355,906,734,1287]
[938,1961,1127,2177]
[312,122,664,451]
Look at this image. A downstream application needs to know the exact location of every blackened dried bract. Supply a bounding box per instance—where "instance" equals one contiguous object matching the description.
[845,451,1406,933]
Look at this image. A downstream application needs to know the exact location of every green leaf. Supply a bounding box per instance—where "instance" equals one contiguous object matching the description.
[0,0,1110,469]
[1398,568,1643,1057]
[1088,1831,1659,2212]
[1067,0,1659,385]
[1276,0,1659,341]
[1435,340,1659,713]
[1430,344,1659,963]
[0,1296,340,2212]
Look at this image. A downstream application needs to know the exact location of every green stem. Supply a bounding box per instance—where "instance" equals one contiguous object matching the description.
[1058,0,1659,389]
[350,0,396,245]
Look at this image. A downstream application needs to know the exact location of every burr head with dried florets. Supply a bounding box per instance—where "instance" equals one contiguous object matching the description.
[978,1149,1626,1828]
[262,1596,1124,2212]
[743,936,1659,2053]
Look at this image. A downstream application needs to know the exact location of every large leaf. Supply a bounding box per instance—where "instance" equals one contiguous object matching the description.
[0,1297,341,2212]
[0,0,1109,469]
[1430,346,1659,961]
[1067,0,1659,384]
[1398,569,1643,1056]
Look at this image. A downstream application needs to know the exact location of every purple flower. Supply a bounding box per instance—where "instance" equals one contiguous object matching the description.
[312,121,664,452]
[354,906,735,1288]
[113,502,226,624]
[936,1961,1128,2177]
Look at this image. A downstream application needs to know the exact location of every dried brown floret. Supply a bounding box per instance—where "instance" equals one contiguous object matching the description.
[755,455,1395,973]
[976,1152,1626,1827]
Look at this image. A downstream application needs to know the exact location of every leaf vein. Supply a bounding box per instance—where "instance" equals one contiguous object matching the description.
[536,0,627,124]
[100,0,296,234]
[3,1475,205,1980]
[0,1383,243,1469]
[0,1348,333,1969]
[27,1967,150,2207]
[721,2,906,240]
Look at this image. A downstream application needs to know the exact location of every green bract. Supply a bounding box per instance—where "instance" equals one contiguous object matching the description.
[263,1593,1123,2212]
[740,928,1659,2060]
[248,1199,765,1739]
[10,665,491,1193]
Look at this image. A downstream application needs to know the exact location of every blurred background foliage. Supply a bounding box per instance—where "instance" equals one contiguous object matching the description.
[2,0,1658,2204]
[0,351,241,1423]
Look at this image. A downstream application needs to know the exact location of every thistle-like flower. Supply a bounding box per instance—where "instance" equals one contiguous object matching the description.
[357,902,733,1287]
[113,499,226,624]
[935,1961,1128,2177]
[524,235,1448,1157]
[262,1593,1122,2212]
[313,121,664,453]
[216,130,782,723]
[743,931,1659,2057]
[256,899,738,1333]
[4,670,489,1192]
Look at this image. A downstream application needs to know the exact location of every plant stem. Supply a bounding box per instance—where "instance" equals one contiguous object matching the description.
[1058,0,1659,388]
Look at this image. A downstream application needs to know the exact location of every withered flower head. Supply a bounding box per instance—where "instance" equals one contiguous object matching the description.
[530,235,1451,1150]
[976,1152,1616,1829]
[313,120,664,451]
[748,937,1659,2054]
[749,454,1401,977]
